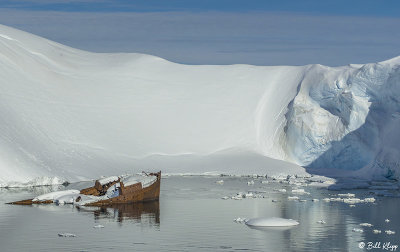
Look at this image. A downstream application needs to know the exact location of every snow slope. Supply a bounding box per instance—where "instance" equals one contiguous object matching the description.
[0,24,399,185]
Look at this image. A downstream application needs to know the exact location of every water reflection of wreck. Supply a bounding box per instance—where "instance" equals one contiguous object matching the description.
[77,201,160,225]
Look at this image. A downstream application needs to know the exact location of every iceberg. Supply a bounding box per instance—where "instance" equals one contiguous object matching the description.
[245,217,299,227]
[0,24,399,185]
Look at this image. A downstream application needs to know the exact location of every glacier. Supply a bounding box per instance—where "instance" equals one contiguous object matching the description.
[0,24,399,186]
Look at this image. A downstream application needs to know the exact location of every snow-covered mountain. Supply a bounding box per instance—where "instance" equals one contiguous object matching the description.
[0,24,399,185]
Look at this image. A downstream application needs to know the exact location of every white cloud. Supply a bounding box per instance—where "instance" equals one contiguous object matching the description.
[0,9,399,66]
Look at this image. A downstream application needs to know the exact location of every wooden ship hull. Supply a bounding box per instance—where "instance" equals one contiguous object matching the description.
[7,171,161,206]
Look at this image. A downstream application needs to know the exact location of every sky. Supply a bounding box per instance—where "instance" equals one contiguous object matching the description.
[0,0,399,66]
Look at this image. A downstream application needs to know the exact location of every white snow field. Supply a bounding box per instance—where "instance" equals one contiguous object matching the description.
[0,24,399,186]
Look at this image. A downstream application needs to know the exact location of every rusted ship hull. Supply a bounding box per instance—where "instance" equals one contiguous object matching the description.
[7,171,161,206]
[85,172,161,206]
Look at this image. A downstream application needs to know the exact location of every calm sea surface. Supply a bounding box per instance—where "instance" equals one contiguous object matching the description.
[0,176,399,252]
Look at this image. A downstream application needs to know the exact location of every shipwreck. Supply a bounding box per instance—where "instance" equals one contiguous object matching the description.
[7,171,161,206]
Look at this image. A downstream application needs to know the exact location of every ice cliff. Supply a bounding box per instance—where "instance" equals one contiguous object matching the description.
[0,24,399,185]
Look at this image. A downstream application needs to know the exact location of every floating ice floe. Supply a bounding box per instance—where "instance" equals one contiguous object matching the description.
[338,193,355,198]
[352,228,363,233]
[291,188,310,195]
[329,198,343,202]
[227,191,264,200]
[312,199,319,202]
[385,219,390,223]
[322,198,331,202]
[372,229,382,234]
[261,180,269,184]
[360,223,373,227]
[298,199,307,202]
[289,182,304,187]
[276,189,287,193]
[231,192,246,200]
[232,195,243,200]
[271,199,280,203]
[342,197,375,204]
[349,205,356,207]
[93,224,104,228]
[343,198,361,204]
[317,220,326,224]
[247,180,255,186]
[271,175,288,181]
[288,196,299,200]
[385,230,396,235]
[58,233,77,237]
[216,180,224,185]
[245,217,299,227]
[233,217,247,223]
[244,193,254,198]
[364,198,376,203]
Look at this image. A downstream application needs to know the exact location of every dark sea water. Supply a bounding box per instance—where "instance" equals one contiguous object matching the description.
[0,176,399,252]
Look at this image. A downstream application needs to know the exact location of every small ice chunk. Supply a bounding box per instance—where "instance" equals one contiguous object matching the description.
[322,198,331,202]
[352,228,363,233]
[364,197,376,203]
[272,199,280,203]
[312,199,319,202]
[288,196,299,200]
[291,189,309,195]
[216,180,224,185]
[317,220,326,224]
[277,189,287,193]
[385,230,396,235]
[338,193,355,198]
[247,180,255,186]
[261,180,269,184]
[298,199,307,202]
[360,223,373,227]
[234,217,247,223]
[343,198,362,204]
[93,224,105,228]
[58,233,77,237]
[385,219,390,223]
[245,217,299,227]
[349,205,356,207]
[244,193,254,198]
[232,194,243,200]
[372,229,382,234]
[221,196,230,200]
[330,198,343,202]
